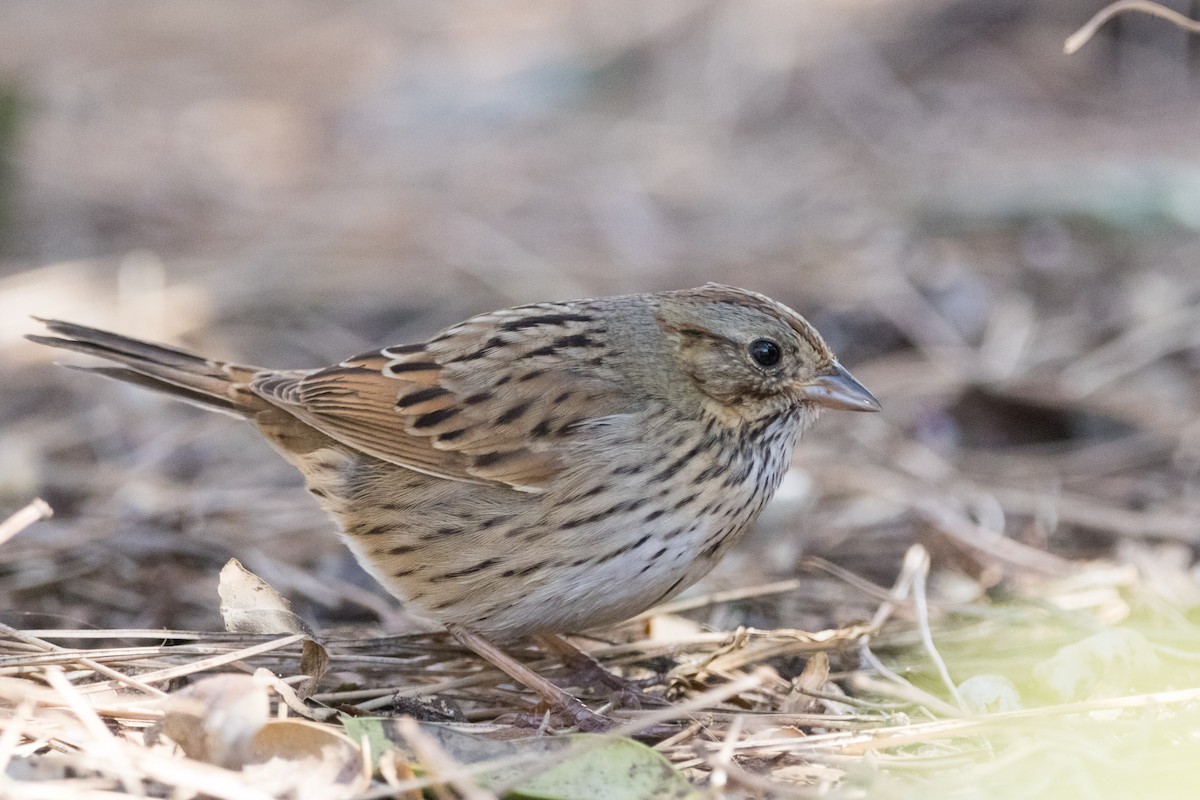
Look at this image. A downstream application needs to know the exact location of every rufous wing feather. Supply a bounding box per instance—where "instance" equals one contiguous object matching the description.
[250,304,631,491]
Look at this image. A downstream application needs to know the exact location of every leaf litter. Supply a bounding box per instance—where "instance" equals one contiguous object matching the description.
[6,3,1200,798]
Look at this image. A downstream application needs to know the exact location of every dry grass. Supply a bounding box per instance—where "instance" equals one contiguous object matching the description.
[5,1,1200,797]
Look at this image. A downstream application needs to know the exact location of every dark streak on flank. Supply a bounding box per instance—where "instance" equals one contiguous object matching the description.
[559,498,646,530]
[418,526,463,542]
[656,575,688,604]
[353,523,394,537]
[595,533,652,564]
[652,441,707,481]
[672,492,699,511]
[559,508,608,531]
[432,558,500,581]
[500,562,546,578]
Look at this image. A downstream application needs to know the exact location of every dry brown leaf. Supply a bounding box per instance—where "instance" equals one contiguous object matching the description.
[218,558,314,637]
[217,558,328,697]
[242,718,368,800]
[157,674,367,799]
[783,651,830,715]
[159,673,271,769]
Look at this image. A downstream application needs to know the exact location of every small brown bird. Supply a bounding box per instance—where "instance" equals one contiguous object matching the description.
[32,284,878,728]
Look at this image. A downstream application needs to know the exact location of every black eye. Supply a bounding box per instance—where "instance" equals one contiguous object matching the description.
[748,338,782,367]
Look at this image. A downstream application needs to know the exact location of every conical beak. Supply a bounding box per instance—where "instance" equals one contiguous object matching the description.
[799,361,881,412]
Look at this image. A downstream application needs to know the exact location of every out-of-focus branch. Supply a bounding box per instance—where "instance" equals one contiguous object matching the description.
[1065,0,1200,54]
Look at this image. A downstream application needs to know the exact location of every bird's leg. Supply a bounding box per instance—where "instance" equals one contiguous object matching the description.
[535,633,666,708]
[446,623,614,733]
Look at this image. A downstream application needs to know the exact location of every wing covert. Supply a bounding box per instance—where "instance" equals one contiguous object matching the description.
[250,302,629,491]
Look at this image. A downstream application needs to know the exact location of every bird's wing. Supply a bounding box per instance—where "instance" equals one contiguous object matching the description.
[251,304,629,491]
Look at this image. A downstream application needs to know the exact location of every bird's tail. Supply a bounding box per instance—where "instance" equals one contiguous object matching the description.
[28,319,268,418]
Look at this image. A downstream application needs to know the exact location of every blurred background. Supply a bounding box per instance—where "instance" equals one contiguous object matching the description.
[4,0,1200,637]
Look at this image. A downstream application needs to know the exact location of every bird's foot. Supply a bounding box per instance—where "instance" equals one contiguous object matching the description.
[536,633,668,710]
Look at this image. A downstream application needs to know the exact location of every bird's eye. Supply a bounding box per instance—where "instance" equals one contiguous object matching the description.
[748,338,782,368]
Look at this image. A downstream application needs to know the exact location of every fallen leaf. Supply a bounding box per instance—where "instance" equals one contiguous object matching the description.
[342,717,697,800]
[1034,628,1162,701]
[217,558,328,697]
[160,673,271,769]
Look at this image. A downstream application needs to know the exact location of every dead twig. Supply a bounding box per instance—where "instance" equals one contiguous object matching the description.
[0,499,52,546]
[1066,0,1200,54]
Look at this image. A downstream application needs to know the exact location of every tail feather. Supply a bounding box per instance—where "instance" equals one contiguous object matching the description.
[28,319,265,418]
[65,364,245,417]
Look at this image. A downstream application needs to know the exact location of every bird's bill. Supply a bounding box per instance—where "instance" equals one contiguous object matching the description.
[798,362,881,412]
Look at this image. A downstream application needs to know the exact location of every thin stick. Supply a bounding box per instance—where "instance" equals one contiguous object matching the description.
[0,622,165,698]
[653,719,704,751]
[78,633,305,694]
[857,546,965,718]
[800,557,900,604]
[704,713,743,796]
[489,669,770,796]
[42,667,144,796]
[447,623,609,731]
[636,578,804,618]
[347,675,768,800]
[1066,0,1200,54]
[0,498,52,545]
[907,546,965,710]
[729,684,1200,757]
[396,717,497,800]
[0,699,34,776]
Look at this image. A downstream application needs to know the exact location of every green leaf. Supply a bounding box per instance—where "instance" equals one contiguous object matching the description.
[339,717,696,799]
[339,715,396,768]
[507,736,695,800]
